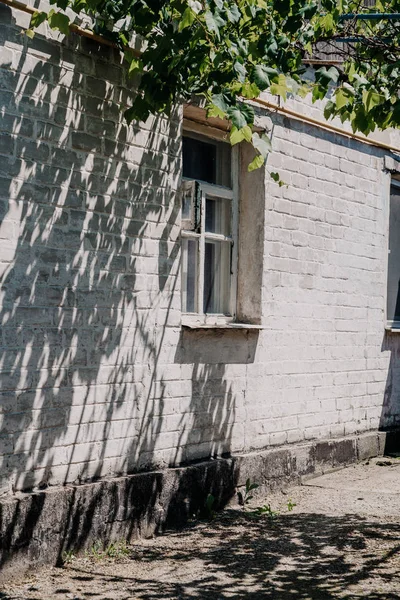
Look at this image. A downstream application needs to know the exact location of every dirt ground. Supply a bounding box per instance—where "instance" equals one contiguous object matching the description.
[2,457,400,600]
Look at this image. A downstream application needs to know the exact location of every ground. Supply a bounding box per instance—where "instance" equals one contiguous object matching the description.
[1,457,400,599]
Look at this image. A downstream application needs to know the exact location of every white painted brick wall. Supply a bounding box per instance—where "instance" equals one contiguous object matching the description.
[0,2,399,495]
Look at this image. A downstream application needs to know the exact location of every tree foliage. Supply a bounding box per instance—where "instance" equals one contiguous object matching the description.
[29,0,400,169]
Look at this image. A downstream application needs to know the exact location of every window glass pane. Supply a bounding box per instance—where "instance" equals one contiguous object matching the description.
[182,186,192,222]
[182,238,198,313]
[183,137,216,184]
[183,135,231,187]
[205,195,231,236]
[203,241,231,314]
[388,185,400,323]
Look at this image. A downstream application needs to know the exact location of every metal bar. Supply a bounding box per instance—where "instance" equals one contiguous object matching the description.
[340,12,400,21]
[204,233,233,243]
[334,36,393,42]
[181,231,201,239]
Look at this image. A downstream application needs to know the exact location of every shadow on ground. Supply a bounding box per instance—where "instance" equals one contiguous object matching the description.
[2,510,400,599]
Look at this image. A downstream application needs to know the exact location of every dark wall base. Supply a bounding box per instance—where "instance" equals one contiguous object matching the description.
[0,429,397,581]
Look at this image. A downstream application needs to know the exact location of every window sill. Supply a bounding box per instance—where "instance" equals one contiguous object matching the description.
[181,315,265,330]
[386,322,400,332]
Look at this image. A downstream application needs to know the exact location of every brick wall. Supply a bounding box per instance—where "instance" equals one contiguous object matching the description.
[0,2,399,495]
[248,113,400,449]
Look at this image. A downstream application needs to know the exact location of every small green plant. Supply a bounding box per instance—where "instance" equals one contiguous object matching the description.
[85,540,130,561]
[204,493,216,520]
[255,503,279,520]
[86,540,103,560]
[238,478,259,509]
[61,549,76,565]
[104,540,130,559]
[287,498,297,512]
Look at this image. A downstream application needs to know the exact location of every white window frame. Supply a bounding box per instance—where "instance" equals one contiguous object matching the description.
[181,126,239,327]
[386,177,400,330]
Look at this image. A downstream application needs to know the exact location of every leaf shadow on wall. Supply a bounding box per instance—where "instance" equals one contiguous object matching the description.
[0,2,234,570]
[0,2,262,570]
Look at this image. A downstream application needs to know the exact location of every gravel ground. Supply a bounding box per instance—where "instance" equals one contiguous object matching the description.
[1,458,400,600]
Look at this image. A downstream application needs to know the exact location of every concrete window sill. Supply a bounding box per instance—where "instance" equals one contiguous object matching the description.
[386,323,400,332]
[181,317,265,330]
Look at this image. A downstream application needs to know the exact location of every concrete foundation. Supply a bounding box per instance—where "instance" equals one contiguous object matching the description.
[0,429,397,581]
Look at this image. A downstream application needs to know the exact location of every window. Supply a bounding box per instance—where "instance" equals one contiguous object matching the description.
[181,132,238,323]
[387,179,400,328]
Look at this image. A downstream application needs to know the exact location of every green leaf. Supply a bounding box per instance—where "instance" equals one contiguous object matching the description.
[242,125,253,143]
[251,65,271,90]
[252,132,271,158]
[178,7,196,31]
[188,0,202,14]
[270,74,289,100]
[335,88,349,110]
[234,61,246,83]
[128,57,142,76]
[207,104,226,119]
[315,66,339,86]
[30,11,47,28]
[346,62,356,82]
[265,38,278,57]
[324,100,336,120]
[211,92,227,114]
[248,155,264,171]
[362,90,385,113]
[230,125,252,145]
[227,103,254,129]
[50,0,69,9]
[239,102,255,124]
[270,171,285,185]
[351,109,370,134]
[210,93,228,114]
[48,11,70,35]
[312,85,325,102]
[71,0,87,13]
[230,126,243,145]
[297,84,310,99]
[226,3,240,23]
[241,82,259,99]
[319,13,335,34]
[205,10,224,37]
[227,107,247,129]
[25,28,35,38]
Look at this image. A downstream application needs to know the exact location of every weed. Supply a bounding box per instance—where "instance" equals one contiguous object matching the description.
[238,478,259,509]
[61,549,76,565]
[287,498,297,512]
[255,503,279,520]
[85,540,102,560]
[85,540,130,561]
[104,540,130,559]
